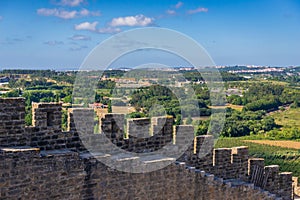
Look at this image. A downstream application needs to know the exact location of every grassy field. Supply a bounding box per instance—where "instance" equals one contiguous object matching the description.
[209,104,244,111]
[216,138,300,177]
[112,106,135,114]
[258,79,289,86]
[96,89,111,95]
[227,104,244,111]
[271,107,300,129]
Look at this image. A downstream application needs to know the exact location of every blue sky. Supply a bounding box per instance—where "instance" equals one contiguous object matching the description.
[0,0,300,70]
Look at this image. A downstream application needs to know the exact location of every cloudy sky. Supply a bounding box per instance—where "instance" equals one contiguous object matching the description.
[0,0,300,69]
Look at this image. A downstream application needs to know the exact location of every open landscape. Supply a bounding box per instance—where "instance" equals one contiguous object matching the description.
[1,67,300,180]
[1,0,300,199]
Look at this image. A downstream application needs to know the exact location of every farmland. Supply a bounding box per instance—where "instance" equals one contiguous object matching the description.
[271,107,300,130]
[216,138,300,177]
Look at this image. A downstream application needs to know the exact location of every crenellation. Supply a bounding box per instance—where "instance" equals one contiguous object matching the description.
[263,165,280,195]
[127,118,151,138]
[100,113,125,141]
[0,145,291,200]
[0,98,25,142]
[32,102,62,131]
[67,109,76,132]
[68,108,94,135]
[0,98,295,199]
[194,135,214,172]
[278,172,293,200]
[151,116,173,136]
[249,158,265,184]
[97,115,176,153]
[213,148,233,179]
[173,125,194,164]
[231,146,249,180]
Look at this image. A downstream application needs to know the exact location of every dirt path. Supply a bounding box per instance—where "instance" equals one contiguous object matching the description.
[244,140,300,149]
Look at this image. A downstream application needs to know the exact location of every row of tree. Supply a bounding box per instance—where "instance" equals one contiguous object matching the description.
[227,83,300,111]
[194,108,277,137]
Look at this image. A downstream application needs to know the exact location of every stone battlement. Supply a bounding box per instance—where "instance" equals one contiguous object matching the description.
[178,135,293,199]
[0,98,295,200]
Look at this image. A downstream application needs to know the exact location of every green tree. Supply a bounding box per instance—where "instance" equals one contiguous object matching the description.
[3,89,20,97]
[61,109,68,131]
[186,116,193,125]
[175,114,182,125]
[108,100,112,113]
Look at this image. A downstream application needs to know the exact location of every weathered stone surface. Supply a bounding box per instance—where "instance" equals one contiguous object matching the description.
[0,98,294,200]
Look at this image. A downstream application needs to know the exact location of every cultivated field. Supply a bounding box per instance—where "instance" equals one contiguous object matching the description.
[227,104,244,111]
[216,138,300,177]
[112,106,135,114]
[244,140,300,149]
[209,104,244,111]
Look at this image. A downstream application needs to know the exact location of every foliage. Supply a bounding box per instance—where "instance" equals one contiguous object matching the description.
[25,110,32,126]
[107,100,112,113]
[61,109,68,131]
[227,94,243,105]
[194,120,209,135]
[97,80,116,89]
[129,84,210,119]
[2,89,21,97]
[185,116,193,125]
[271,107,300,130]
[127,112,146,118]
[175,114,182,125]
[195,108,277,138]
[266,128,300,140]
[227,82,300,112]
[182,71,245,82]
[244,97,280,111]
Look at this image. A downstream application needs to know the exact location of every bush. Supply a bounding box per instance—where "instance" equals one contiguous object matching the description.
[127,112,146,118]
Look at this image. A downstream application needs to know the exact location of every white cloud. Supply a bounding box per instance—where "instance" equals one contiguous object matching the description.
[69,34,91,40]
[74,21,121,34]
[109,15,154,27]
[74,21,98,31]
[44,40,64,46]
[187,7,208,14]
[79,8,89,16]
[79,8,101,17]
[37,8,77,19]
[166,10,176,15]
[55,0,85,7]
[37,8,100,19]
[98,27,121,34]
[165,2,183,16]
[175,2,183,9]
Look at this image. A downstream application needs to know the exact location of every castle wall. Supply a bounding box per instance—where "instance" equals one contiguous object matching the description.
[0,98,294,200]
[179,135,293,200]
[0,101,85,151]
[178,135,249,180]
[32,102,62,131]
[0,98,26,146]
[99,114,174,153]
[0,147,85,200]
[0,147,283,200]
